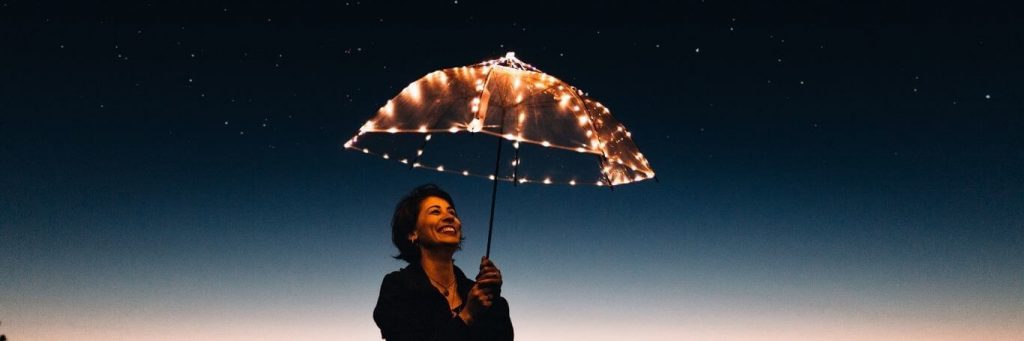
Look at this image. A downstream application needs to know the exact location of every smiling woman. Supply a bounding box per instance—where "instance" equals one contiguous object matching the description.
[373,184,514,340]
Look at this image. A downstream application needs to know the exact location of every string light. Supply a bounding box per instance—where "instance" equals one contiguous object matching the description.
[345,51,655,187]
[407,83,421,101]
[468,118,483,132]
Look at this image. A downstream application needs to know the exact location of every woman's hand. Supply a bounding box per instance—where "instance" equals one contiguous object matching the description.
[459,257,503,325]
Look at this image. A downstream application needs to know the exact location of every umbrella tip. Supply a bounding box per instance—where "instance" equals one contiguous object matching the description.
[505,51,516,59]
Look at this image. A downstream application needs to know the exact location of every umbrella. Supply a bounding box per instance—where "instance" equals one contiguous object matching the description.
[345,52,655,257]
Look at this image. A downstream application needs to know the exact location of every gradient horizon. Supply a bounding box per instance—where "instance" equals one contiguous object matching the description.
[2,2,1022,340]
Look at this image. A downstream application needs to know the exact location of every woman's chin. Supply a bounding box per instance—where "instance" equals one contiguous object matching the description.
[433,238,462,250]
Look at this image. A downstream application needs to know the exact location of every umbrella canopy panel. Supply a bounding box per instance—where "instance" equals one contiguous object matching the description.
[345,53,655,186]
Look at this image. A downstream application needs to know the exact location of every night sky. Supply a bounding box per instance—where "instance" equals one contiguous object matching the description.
[2,2,1022,340]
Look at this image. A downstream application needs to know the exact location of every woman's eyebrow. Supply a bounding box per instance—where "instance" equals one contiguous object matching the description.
[426,205,441,210]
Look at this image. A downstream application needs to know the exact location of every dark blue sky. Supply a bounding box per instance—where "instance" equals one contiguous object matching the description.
[2,2,1022,340]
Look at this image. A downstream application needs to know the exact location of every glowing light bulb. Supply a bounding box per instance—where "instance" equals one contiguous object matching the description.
[449,126,459,133]
[437,165,445,171]
[425,134,432,141]
[541,141,551,147]
[344,140,353,148]
[519,178,527,184]
[400,159,408,164]
[543,178,552,184]
[596,181,604,186]
[413,162,421,168]
[462,171,469,176]
[407,83,421,100]
[468,118,483,133]
[418,125,427,133]
[569,180,577,186]
[417,149,423,156]
[489,175,495,180]
[578,116,589,125]
[387,127,398,134]
[504,133,515,140]
[362,148,369,154]
[360,120,375,132]
[383,100,395,115]
[383,153,390,159]
[576,147,586,153]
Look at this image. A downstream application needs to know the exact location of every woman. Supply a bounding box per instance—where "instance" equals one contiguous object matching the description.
[373,184,514,340]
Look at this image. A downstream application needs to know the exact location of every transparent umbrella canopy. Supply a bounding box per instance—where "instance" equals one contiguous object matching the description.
[345,52,656,256]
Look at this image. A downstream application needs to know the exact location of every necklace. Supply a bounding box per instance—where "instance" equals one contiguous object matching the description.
[426,275,455,297]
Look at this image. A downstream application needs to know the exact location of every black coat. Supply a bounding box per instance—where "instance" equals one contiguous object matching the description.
[373,262,514,340]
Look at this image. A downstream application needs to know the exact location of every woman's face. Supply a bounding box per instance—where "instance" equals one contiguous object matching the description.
[409,196,462,248]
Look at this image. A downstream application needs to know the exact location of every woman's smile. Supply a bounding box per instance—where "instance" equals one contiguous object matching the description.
[414,196,462,246]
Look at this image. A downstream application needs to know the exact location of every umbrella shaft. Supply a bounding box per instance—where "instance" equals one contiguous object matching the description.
[486,115,505,259]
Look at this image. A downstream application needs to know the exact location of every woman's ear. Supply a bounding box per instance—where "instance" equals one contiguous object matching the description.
[408,231,418,244]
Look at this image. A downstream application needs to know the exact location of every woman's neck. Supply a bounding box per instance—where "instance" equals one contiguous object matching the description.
[420,247,456,284]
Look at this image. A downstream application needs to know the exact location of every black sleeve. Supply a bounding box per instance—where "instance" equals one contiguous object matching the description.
[469,296,514,341]
[373,273,473,341]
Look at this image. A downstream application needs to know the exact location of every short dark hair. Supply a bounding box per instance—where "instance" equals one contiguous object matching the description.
[391,184,457,263]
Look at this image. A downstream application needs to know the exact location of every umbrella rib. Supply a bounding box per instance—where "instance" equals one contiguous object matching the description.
[569,89,616,190]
